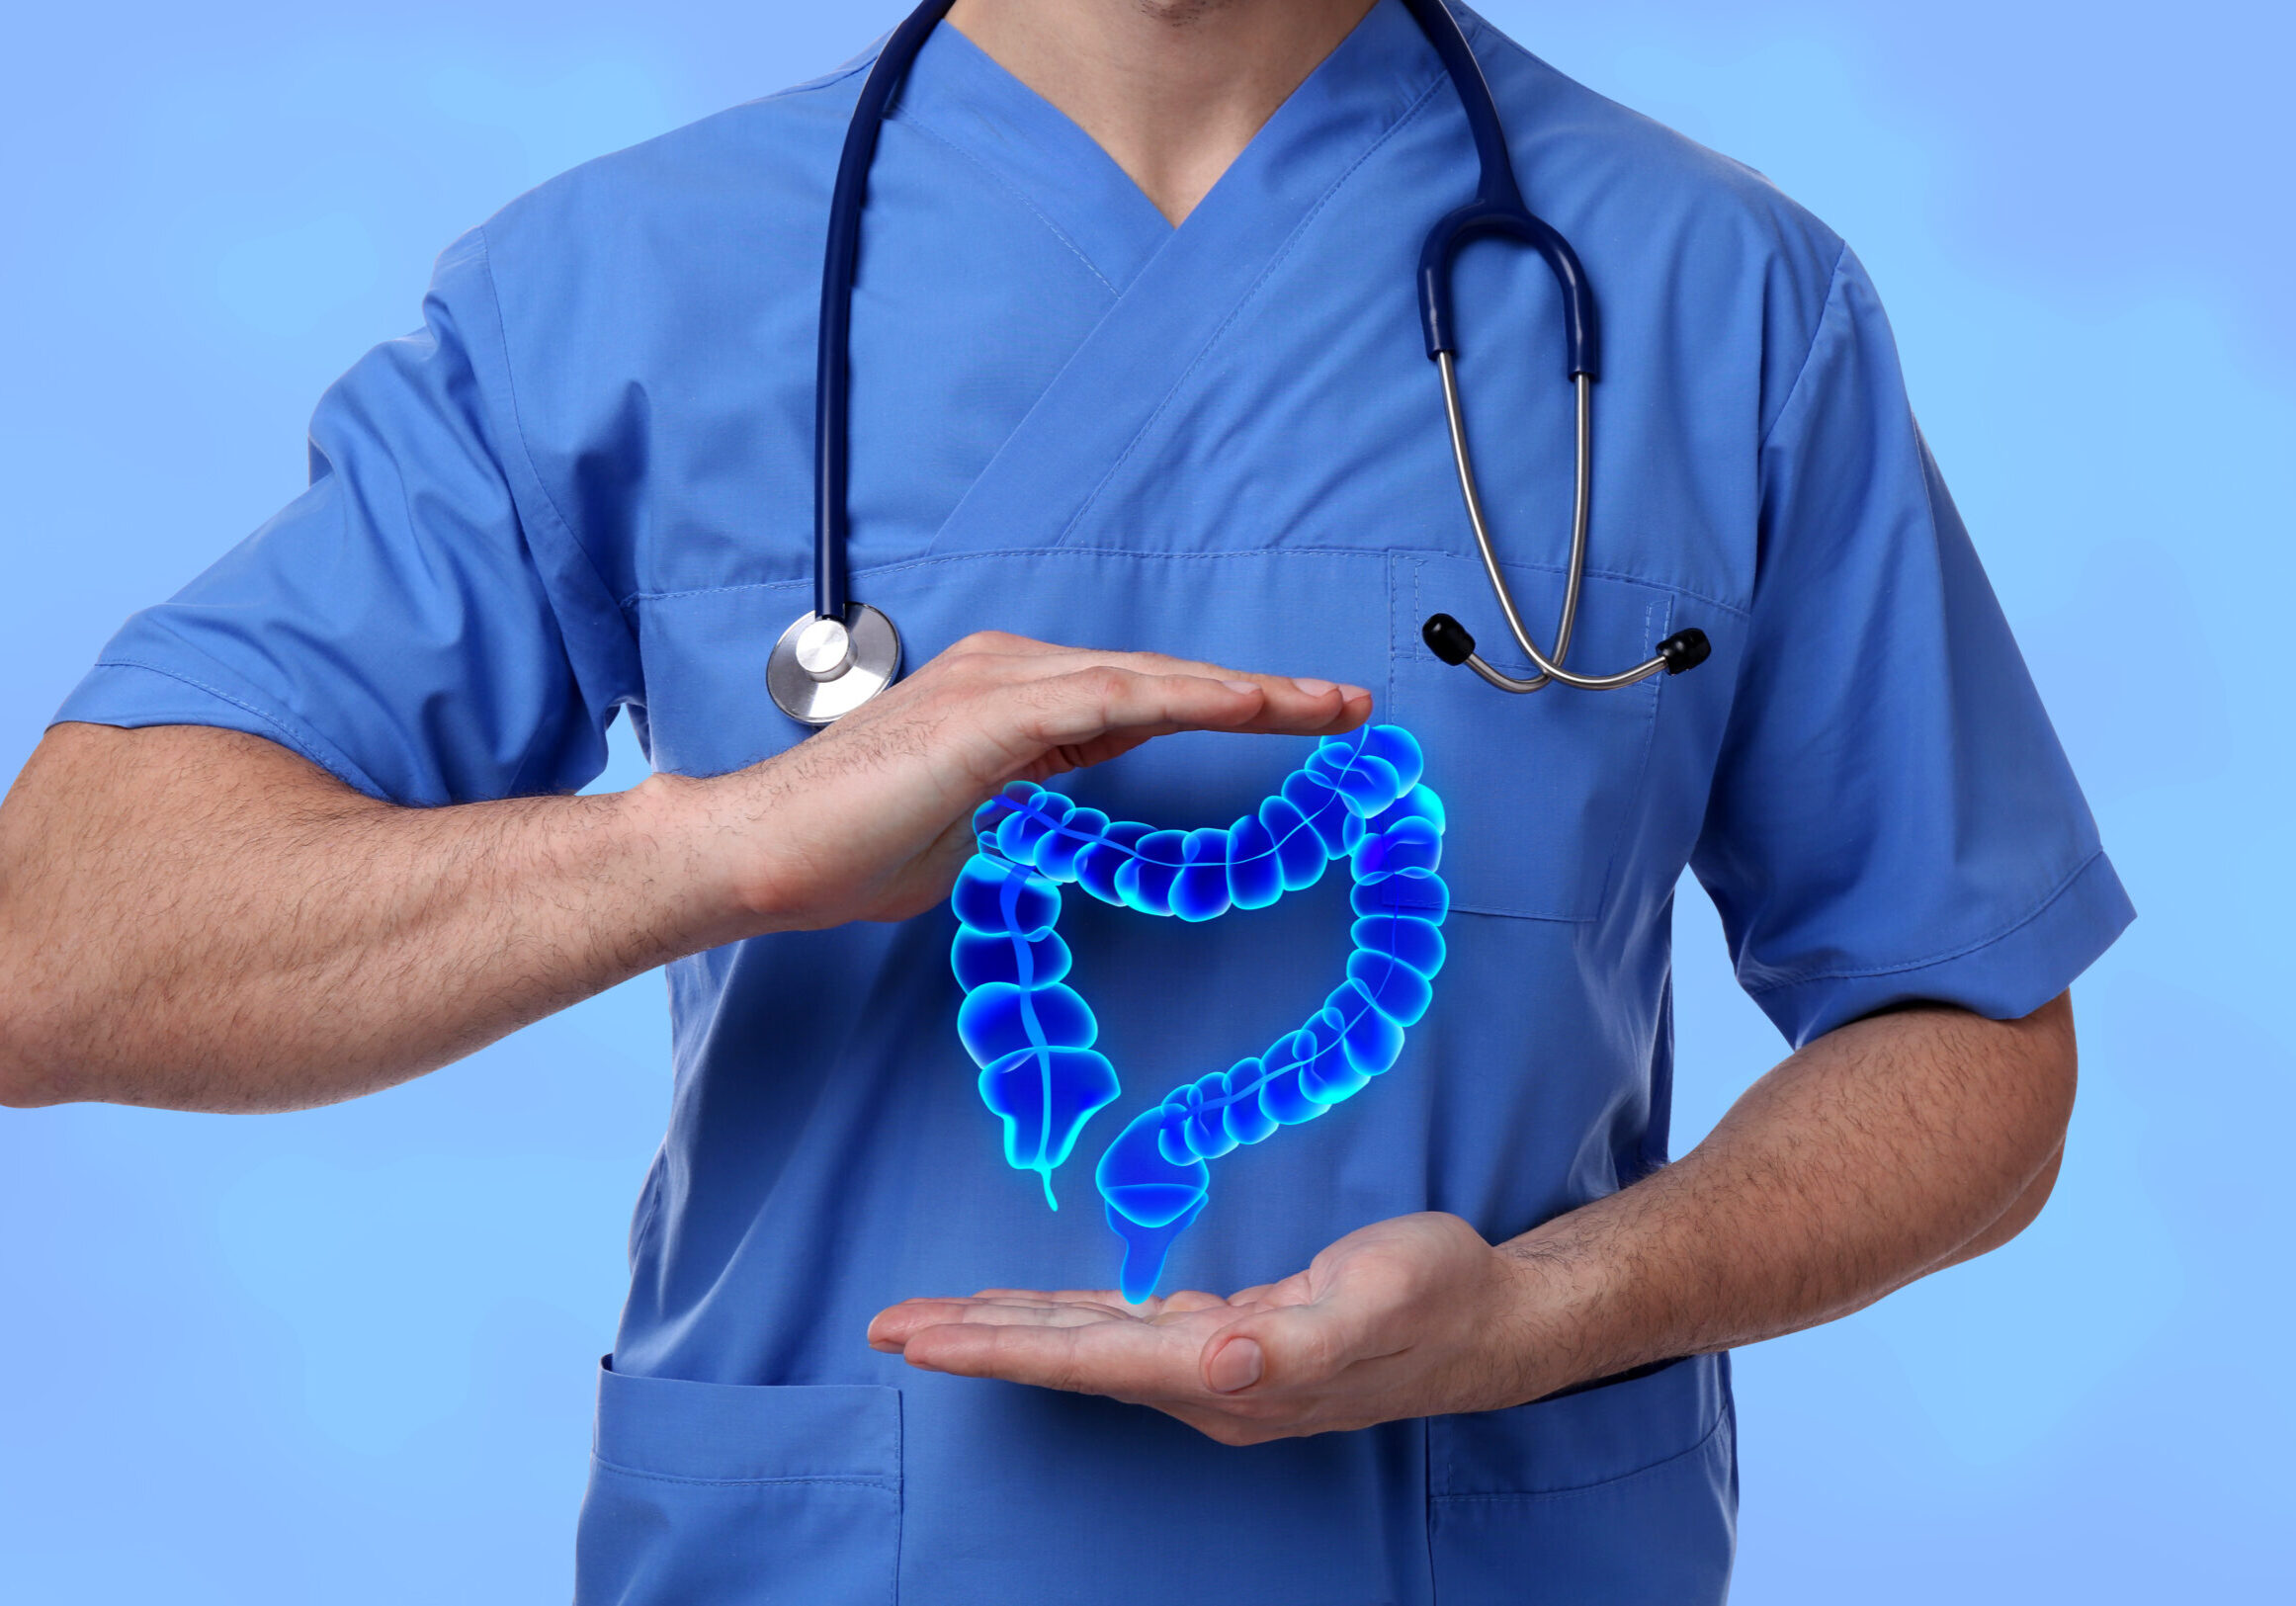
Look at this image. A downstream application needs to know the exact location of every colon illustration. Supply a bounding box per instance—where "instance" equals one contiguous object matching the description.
[950,724,1450,1301]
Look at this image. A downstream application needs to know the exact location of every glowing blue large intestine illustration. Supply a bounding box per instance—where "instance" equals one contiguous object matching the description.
[950,724,1449,1301]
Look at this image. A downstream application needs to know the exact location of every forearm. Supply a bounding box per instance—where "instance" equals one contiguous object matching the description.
[0,641,1364,1113]
[866,999,2079,1442]
[0,723,739,1111]
[1494,994,2077,1396]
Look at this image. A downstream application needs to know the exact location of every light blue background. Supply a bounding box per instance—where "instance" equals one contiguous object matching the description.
[2,1,2286,1598]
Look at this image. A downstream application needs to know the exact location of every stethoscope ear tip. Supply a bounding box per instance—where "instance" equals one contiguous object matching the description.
[1421,613,1478,666]
[1657,629,1711,675]
[1425,609,1709,691]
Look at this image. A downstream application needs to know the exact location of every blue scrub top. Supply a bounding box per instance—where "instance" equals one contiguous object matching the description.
[56,4,2132,1601]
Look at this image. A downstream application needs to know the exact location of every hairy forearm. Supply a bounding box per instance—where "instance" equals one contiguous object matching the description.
[1495,995,2077,1396]
[863,996,2078,1443]
[0,641,1365,1113]
[0,723,737,1111]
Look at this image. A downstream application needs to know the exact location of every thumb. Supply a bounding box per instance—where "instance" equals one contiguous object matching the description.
[1202,1302,1380,1395]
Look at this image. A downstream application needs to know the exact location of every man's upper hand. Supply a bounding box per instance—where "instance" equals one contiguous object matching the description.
[652,632,1371,936]
[0,634,1363,1110]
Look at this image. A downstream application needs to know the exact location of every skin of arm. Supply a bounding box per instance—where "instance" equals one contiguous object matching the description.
[6,0,2078,1450]
[0,634,1369,1110]
[0,0,1371,1115]
[866,992,2077,1444]
[853,0,2083,1447]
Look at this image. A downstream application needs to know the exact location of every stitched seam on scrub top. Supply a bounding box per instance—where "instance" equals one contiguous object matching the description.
[1585,593,1668,918]
[616,544,1751,615]
[1754,240,1851,457]
[1386,550,1402,740]
[591,1458,898,1490]
[89,658,391,802]
[1741,847,2112,993]
[618,544,1392,608]
[1389,561,1633,927]
[889,1394,905,1606]
[468,227,637,652]
[893,110,1124,298]
[1391,544,1753,624]
[1431,1404,1728,1504]
[1407,555,1596,924]
[1050,69,1452,548]
[752,55,875,107]
[1416,1412,1436,1606]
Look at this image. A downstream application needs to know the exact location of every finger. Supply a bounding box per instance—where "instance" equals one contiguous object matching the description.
[1198,675,1372,738]
[1013,667,1349,753]
[1058,656,1372,737]
[868,1298,1010,1350]
[942,1299,1138,1326]
[1201,1298,1400,1395]
[1008,674,1260,756]
[1036,689,1366,773]
[968,1286,1235,1323]
[899,1314,1200,1400]
[1154,1289,1233,1315]
[968,634,1366,718]
[1204,1334,1266,1393]
[936,634,1373,743]
[1224,1267,1315,1310]
[1007,638,1355,688]
[868,1296,1129,1350]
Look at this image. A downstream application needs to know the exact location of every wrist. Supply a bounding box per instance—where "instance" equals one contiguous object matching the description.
[620,770,790,948]
[1483,1226,1630,1406]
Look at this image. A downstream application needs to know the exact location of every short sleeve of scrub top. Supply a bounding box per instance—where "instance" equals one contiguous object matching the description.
[39,14,2139,1603]
[51,228,637,807]
[1688,248,2133,1047]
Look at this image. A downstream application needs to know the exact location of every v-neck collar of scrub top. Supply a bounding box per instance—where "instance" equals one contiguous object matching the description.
[887,22,1172,297]
[884,0,1477,557]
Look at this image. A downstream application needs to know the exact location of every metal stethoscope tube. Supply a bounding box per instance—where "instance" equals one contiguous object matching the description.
[1430,360,1691,693]
[770,0,1710,727]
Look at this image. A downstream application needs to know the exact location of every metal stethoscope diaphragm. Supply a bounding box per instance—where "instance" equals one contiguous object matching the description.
[767,0,1708,727]
[765,604,904,726]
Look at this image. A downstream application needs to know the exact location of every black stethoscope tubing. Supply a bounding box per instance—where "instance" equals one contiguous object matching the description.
[777,0,1706,726]
[813,0,960,630]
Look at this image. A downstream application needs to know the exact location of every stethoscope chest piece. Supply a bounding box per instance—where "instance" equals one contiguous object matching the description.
[787,0,1711,726]
[768,604,903,725]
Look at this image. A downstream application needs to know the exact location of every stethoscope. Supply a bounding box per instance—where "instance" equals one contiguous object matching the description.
[767,0,1710,726]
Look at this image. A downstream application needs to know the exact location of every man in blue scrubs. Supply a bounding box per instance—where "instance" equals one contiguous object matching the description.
[0,0,2130,1600]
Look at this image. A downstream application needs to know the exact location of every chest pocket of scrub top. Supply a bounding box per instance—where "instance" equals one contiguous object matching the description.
[574,1364,902,1606]
[1388,551,1675,922]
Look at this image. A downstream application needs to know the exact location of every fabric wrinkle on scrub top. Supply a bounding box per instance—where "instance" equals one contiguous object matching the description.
[53,3,2133,1602]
